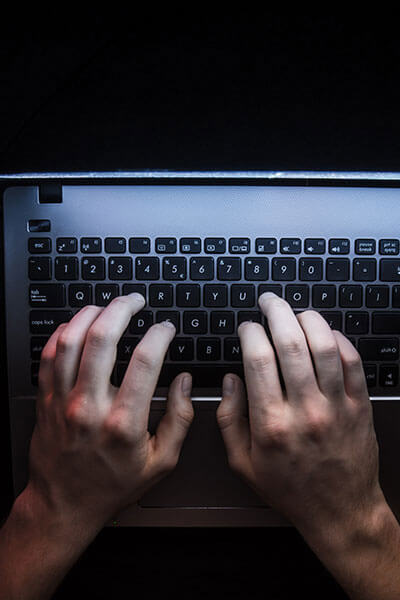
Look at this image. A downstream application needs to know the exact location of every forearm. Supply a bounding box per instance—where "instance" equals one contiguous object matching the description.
[0,486,103,600]
[298,500,400,600]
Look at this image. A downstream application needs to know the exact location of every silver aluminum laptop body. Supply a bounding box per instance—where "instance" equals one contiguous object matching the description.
[1,171,400,527]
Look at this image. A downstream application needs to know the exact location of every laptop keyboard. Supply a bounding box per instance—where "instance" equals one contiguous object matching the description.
[28,235,400,392]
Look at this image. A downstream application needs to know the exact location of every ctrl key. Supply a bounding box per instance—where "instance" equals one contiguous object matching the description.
[30,310,73,334]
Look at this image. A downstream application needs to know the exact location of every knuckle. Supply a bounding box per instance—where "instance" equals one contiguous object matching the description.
[256,422,289,449]
[103,418,134,445]
[304,410,332,440]
[64,404,93,431]
[158,453,179,474]
[247,349,275,370]
[56,330,76,353]
[174,405,194,428]
[133,346,157,371]
[345,351,363,369]
[87,324,115,347]
[315,341,339,360]
[280,336,305,356]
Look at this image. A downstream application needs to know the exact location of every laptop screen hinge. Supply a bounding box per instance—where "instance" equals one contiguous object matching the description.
[39,184,63,204]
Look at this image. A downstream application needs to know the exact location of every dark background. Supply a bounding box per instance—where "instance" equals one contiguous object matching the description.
[1,12,399,599]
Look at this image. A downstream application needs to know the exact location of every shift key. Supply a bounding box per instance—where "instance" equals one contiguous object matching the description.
[358,338,399,361]
[30,310,73,334]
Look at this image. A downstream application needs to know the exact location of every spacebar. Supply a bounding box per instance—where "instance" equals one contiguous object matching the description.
[157,363,245,388]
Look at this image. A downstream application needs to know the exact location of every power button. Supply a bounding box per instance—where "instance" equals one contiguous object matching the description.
[28,219,51,232]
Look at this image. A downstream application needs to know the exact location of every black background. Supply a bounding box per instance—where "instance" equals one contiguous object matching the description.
[1,12,399,599]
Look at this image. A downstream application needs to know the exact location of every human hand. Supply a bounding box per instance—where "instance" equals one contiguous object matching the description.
[217,291,386,540]
[25,293,193,529]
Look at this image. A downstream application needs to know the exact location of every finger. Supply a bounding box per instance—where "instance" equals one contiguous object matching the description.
[295,310,346,402]
[113,320,177,435]
[151,372,194,471]
[53,305,104,396]
[258,292,320,403]
[237,320,285,429]
[76,293,146,397]
[217,373,252,474]
[38,323,69,400]
[332,330,370,404]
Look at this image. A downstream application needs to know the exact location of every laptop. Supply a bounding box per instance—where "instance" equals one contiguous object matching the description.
[1,171,400,527]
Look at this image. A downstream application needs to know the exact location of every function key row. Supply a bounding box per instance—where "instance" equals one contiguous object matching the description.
[28,237,400,255]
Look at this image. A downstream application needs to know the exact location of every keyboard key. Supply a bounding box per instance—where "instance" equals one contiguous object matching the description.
[379,364,399,387]
[197,338,221,360]
[285,285,309,308]
[366,285,390,308]
[237,311,262,325]
[224,337,242,361]
[319,311,343,331]
[272,257,296,281]
[29,284,65,307]
[353,258,376,281]
[280,238,301,254]
[329,239,350,254]
[95,284,119,306]
[135,257,160,280]
[55,257,79,280]
[210,311,234,334]
[56,237,77,253]
[163,257,187,280]
[105,237,126,253]
[299,258,323,281]
[30,336,50,359]
[339,285,363,308]
[380,259,400,282]
[31,361,40,386]
[304,238,326,254]
[109,257,132,280]
[30,310,73,334]
[82,257,105,280]
[122,284,147,302]
[326,258,350,281]
[358,338,399,361]
[183,311,207,334]
[190,257,214,280]
[255,238,277,254]
[180,238,201,253]
[69,284,93,307]
[157,363,245,388]
[229,238,250,254]
[155,311,180,333]
[231,284,255,308]
[245,257,268,280]
[149,284,173,307]
[81,237,102,253]
[363,364,377,388]
[217,257,241,280]
[129,311,153,334]
[372,312,400,334]
[355,239,376,254]
[345,312,369,334]
[129,237,150,253]
[204,284,228,307]
[155,237,177,253]
[379,239,399,255]
[312,285,336,308]
[28,257,51,280]
[28,238,51,253]
[117,337,140,360]
[257,284,283,298]
[169,338,195,361]
[28,219,50,233]
[393,286,400,308]
[204,238,226,254]
[176,284,200,307]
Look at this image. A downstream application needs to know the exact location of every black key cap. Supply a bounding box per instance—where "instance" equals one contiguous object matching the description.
[329,239,350,254]
[326,258,350,281]
[312,285,336,308]
[379,364,399,387]
[255,238,277,254]
[366,286,390,308]
[28,238,51,253]
[81,237,102,253]
[117,337,140,360]
[358,338,399,361]
[210,311,234,334]
[29,284,65,307]
[30,310,73,334]
[197,338,221,360]
[95,284,119,306]
[69,284,93,307]
[31,336,50,359]
[176,284,200,307]
[245,257,268,280]
[353,258,377,281]
[394,286,400,308]
[155,311,180,333]
[380,259,400,282]
[372,312,400,334]
[149,284,173,307]
[379,239,399,255]
[204,284,228,307]
[28,219,50,232]
[237,311,262,325]
[363,364,377,388]
[339,285,363,308]
[280,238,301,254]
[355,239,376,254]
[163,257,187,280]
[28,257,51,280]
[272,257,296,280]
[56,237,77,253]
[129,237,150,253]
[129,311,153,334]
[82,257,105,280]
[285,285,309,308]
[122,284,147,303]
[55,257,79,280]
[224,337,242,361]
[155,237,177,253]
[169,338,195,361]
[105,237,126,253]
[304,238,326,254]
[258,284,283,298]
[190,257,214,280]
[157,363,245,388]
[229,238,250,254]
[345,312,369,334]
[319,311,343,331]
[180,238,201,253]
[204,238,226,254]
[183,311,207,334]
[299,258,323,281]
[231,284,255,308]
[109,257,132,280]
[217,257,241,280]
[31,361,40,386]
[135,257,160,280]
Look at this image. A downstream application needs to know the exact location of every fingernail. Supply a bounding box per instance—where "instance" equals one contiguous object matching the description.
[129,292,145,303]
[160,320,175,329]
[182,374,192,395]
[223,375,235,394]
